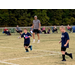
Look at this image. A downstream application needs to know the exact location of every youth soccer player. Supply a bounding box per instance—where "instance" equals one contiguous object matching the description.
[59,26,73,61]
[19,28,32,52]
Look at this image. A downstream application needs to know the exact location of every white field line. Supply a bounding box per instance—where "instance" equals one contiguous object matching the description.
[0,46,61,54]
[0,46,60,49]
[0,53,58,65]
[0,60,19,65]
[3,54,56,62]
[0,46,13,49]
[35,50,61,54]
[0,46,61,64]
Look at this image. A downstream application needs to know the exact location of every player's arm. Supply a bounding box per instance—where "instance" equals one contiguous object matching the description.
[15,28,18,31]
[28,33,32,38]
[64,33,70,46]
[38,20,41,30]
[32,20,34,30]
[38,23,41,30]
[15,27,17,30]
[64,40,69,46]
[18,33,23,39]
[18,36,21,39]
[59,41,62,43]
[31,24,34,31]
[28,36,31,38]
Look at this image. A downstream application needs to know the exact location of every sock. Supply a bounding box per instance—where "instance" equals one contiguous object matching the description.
[38,40,40,42]
[33,39,35,41]
[62,54,66,60]
[65,52,70,56]
[29,46,31,48]
[25,49,29,51]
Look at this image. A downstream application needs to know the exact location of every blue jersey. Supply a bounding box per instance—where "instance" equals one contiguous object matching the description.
[21,32,31,44]
[61,32,70,48]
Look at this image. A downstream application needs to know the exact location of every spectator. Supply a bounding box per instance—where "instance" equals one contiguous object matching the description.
[42,26,46,34]
[53,25,58,33]
[3,27,11,35]
[16,25,22,35]
[47,28,50,34]
[67,25,72,33]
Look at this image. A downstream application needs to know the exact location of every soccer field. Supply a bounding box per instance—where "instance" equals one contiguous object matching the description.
[0,32,75,65]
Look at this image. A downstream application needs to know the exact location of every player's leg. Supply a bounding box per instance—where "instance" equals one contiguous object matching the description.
[32,32,35,43]
[65,52,73,59]
[37,29,40,43]
[56,29,58,33]
[44,30,46,34]
[20,30,22,35]
[61,47,66,61]
[25,46,29,52]
[37,33,40,43]
[24,44,29,52]
[61,51,66,61]
[29,45,32,50]
[28,43,32,51]
[17,31,20,34]
[33,32,35,39]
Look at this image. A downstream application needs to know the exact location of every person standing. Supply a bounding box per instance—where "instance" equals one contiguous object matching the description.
[32,16,41,43]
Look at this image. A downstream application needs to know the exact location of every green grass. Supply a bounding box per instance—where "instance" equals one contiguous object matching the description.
[0,32,75,65]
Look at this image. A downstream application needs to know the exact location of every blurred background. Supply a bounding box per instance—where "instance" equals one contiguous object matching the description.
[0,9,75,27]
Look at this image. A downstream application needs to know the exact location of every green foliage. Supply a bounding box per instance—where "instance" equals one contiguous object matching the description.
[32,9,49,25]
[0,9,75,27]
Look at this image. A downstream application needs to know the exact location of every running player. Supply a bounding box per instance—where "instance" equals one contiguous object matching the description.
[32,16,41,43]
[59,26,73,61]
[18,28,32,52]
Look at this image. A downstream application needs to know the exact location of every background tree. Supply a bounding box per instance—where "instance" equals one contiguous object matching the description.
[32,9,49,25]
[0,9,75,27]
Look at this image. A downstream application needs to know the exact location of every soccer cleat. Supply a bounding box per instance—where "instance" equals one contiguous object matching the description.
[70,53,73,59]
[26,50,29,52]
[30,46,32,50]
[62,59,66,61]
